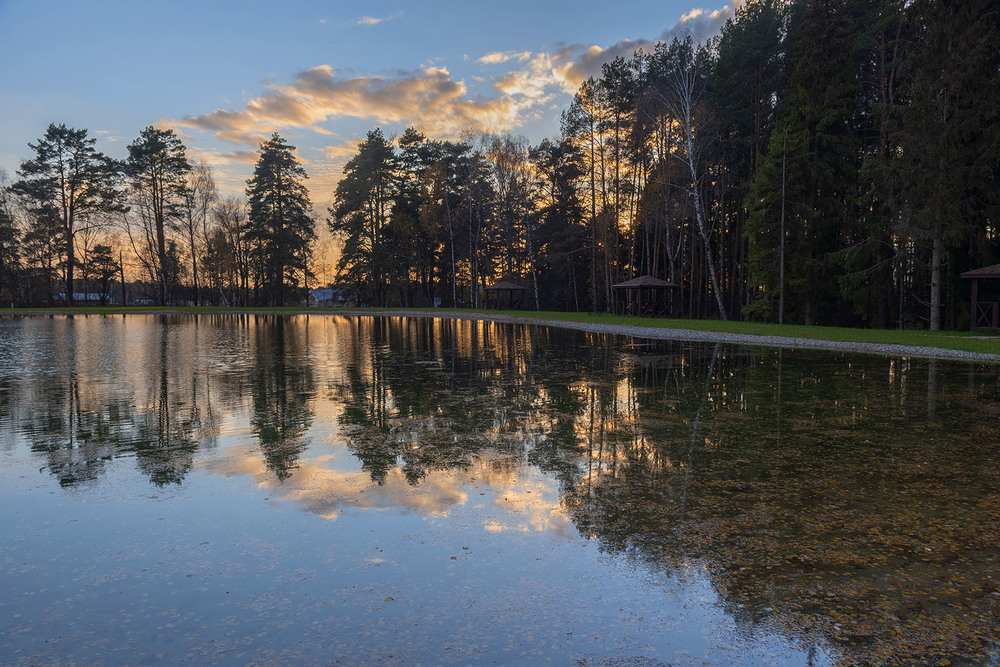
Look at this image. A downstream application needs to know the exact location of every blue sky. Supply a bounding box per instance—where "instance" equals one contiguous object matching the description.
[0,0,738,206]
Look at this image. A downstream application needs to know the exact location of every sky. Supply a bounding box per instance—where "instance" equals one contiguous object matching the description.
[0,0,740,212]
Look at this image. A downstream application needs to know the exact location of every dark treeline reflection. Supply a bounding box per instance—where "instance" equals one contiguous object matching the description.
[2,314,1000,662]
[0,314,315,485]
[0,315,203,485]
[321,316,1000,664]
[249,316,314,479]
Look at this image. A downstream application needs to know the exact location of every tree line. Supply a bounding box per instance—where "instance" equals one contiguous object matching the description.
[0,124,312,308]
[1,0,997,328]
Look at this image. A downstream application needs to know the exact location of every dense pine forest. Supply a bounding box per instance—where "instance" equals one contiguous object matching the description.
[0,0,996,330]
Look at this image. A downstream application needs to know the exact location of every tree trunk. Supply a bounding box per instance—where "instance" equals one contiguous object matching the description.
[685,146,728,321]
[65,216,75,305]
[189,226,199,306]
[930,232,942,330]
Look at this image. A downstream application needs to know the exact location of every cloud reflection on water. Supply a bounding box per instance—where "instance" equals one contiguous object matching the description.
[203,442,574,537]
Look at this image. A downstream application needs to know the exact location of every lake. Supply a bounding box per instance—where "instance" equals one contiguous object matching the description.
[1,314,999,665]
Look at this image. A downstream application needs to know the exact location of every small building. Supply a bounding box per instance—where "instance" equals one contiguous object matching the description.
[484,280,528,309]
[962,264,1000,331]
[611,275,680,317]
[307,287,339,307]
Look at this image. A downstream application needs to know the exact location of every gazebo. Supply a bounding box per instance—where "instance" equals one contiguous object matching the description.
[611,275,680,317]
[962,264,1000,331]
[485,280,528,309]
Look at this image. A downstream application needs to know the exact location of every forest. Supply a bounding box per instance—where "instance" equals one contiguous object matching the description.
[0,0,996,330]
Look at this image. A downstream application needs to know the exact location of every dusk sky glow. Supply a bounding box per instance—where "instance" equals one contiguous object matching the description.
[0,0,739,208]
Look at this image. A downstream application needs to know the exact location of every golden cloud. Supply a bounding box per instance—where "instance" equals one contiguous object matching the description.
[156,2,736,198]
[549,4,739,92]
[172,2,737,148]
[201,444,573,535]
[479,50,533,65]
[174,64,529,145]
[493,52,560,99]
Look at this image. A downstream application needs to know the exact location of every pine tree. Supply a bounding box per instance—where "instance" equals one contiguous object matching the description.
[0,172,20,305]
[328,128,396,307]
[245,133,314,306]
[13,124,120,305]
[710,0,788,316]
[746,0,866,325]
[125,126,191,305]
[895,0,1000,329]
[837,0,908,328]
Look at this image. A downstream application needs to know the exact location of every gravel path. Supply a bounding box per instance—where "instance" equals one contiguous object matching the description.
[335,310,1000,363]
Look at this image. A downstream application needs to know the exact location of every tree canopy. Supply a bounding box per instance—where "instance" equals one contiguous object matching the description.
[246,133,314,306]
[2,0,997,329]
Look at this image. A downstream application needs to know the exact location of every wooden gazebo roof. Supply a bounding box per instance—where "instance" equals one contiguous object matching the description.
[485,280,527,291]
[961,264,1000,279]
[611,275,679,290]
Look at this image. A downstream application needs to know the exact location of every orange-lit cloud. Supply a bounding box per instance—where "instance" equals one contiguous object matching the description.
[172,3,737,149]
[201,444,574,535]
[493,52,559,100]
[159,2,738,199]
[173,64,529,145]
[479,50,533,65]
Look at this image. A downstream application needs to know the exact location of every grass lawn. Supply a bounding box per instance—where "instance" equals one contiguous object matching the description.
[3,305,999,356]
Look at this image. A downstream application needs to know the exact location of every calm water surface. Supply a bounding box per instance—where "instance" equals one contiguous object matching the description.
[1,314,999,665]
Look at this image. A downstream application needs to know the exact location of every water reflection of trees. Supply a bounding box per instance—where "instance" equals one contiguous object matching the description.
[324,317,617,487]
[248,316,314,479]
[561,349,1000,665]
[3,316,213,485]
[325,319,1000,663]
[0,314,316,486]
[6,314,1000,662]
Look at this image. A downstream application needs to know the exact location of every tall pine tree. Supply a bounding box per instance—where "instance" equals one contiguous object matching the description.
[328,128,397,307]
[125,126,191,305]
[746,0,866,325]
[246,133,314,306]
[895,0,1000,329]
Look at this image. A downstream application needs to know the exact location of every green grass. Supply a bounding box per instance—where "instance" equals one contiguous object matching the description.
[4,305,998,356]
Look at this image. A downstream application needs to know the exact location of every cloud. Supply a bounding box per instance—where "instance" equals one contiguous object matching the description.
[357,12,401,26]
[174,64,528,146]
[219,150,260,164]
[493,53,555,97]
[94,129,129,143]
[479,50,532,65]
[549,2,741,92]
[201,444,572,535]
[159,1,738,198]
[680,8,706,22]
[321,139,363,163]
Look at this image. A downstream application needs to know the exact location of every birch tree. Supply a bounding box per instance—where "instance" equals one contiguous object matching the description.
[179,162,217,305]
[651,38,728,319]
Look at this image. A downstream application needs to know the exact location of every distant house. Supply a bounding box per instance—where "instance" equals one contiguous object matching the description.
[307,287,339,307]
[56,292,116,305]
